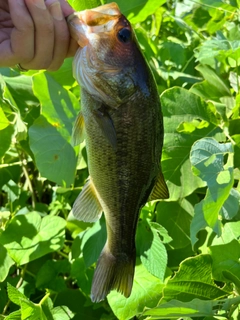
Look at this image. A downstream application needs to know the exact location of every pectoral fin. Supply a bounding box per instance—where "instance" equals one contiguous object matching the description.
[71,111,85,146]
[93,106,117,149]
[149,171,169,201]
[72,178,103,222]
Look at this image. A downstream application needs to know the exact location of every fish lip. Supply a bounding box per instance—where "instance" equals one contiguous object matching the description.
[67,3,121,48]
[67,12,89,48]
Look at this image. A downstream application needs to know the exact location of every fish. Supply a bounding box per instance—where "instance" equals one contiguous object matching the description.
[67,2,169,303]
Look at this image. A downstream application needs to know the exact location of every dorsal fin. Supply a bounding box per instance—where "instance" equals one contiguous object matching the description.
[149,171,169,201]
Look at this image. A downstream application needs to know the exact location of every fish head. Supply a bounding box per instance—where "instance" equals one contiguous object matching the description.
[68,3,146,106]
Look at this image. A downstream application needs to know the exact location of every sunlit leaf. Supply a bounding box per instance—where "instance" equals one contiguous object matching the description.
[108,262,164,320]
[1,212,66,265]
[29,115,77,187]
[190,138,234,246]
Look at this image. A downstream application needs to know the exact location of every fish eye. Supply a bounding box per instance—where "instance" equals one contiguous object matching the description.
[117,28,131,43]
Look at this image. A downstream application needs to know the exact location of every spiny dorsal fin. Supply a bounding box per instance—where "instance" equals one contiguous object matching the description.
[72,178,103,222]
[71,111,85,146]
[149,171,169,201]
[93,106,117,150]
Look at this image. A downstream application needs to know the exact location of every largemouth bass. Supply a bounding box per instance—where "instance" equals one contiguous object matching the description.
[68,2,169,303]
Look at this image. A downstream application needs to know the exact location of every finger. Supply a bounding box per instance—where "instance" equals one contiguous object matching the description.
[45,0,70,71]
[59,0,74,17]
[67,38,79,58]
[22,0,55,70]
[8,0,35,65]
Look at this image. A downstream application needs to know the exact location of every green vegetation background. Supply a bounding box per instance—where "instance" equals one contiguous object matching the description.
[0,0,240,319]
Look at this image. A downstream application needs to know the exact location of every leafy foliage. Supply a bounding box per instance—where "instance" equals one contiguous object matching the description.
[0,0,240,319]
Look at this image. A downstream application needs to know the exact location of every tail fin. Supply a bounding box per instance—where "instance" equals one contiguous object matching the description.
[91,244,135,303]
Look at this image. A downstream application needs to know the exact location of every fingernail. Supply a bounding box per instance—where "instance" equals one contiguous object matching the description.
[32,0,46,9]
[49,2,63,21]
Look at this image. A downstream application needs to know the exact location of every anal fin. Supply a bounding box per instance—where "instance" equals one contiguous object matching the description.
[72,178,103,222]
[149,171,169,201]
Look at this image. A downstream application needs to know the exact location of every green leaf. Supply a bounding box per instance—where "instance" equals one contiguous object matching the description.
[81,218,106,268]
[190,138,234,246]
[161,87,220,200]
[20,299,43,320]
[0,125,14,159]
[107,262,164,320]
[68,0,101,11]
[1,212,66,265]
[136,220,167,281]
[0,107,10,130]
[156,199,193,249]
[162,255,229,303]
[191,65,233,103]
[212,221,240,245]
[5,310,21,319]
[112,0,166,24]
[209,240,240,285]
[51,306,74,320]
[7,283,28,306]
[32,73,79,142]
[36,260,71,292]
[0,244,14,282]
[29,115,77,187]
[143,296,240,318]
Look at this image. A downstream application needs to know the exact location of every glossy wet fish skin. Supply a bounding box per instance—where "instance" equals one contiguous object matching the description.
[68,3,169,303]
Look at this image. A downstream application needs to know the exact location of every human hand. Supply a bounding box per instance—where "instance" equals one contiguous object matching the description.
[0,0,78,71]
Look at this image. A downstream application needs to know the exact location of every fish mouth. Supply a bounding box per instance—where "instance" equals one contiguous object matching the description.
[67,3,121,48]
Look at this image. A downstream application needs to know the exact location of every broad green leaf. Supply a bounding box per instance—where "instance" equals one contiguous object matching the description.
[36,260,71,292]
[20,299,44,320]
[190,138,234,246]
[51,306,74,320]
[162,255,229,303]
[209,240,240,285]
[161,87,220,200]
[156,199,193,249]
[0,125,14,159]
[47,58,75,89]
[3,75,39,112]
[41,297,74,320]
[7,283,28,306]
[70,257,92,294]
[112,0,166,24]
[220,188,240,220]
[1,212,66,265]
[32,73,79,142]
[29,115,77,187]
[150,222,172,244]
[195,38,240,66]
[107,262,164,320]
[143,296,240,318]
[0,245,14,282]
[0,75,28,140]
[0,107,10,130]
[5,310,21,319]
[136,220,167,281]
[81,218,106,268]
[212,221,240,245]
[68,0,101,11]
[190,65,233,110]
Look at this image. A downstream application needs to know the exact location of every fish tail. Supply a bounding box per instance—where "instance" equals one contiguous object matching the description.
[91,244,135,303]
